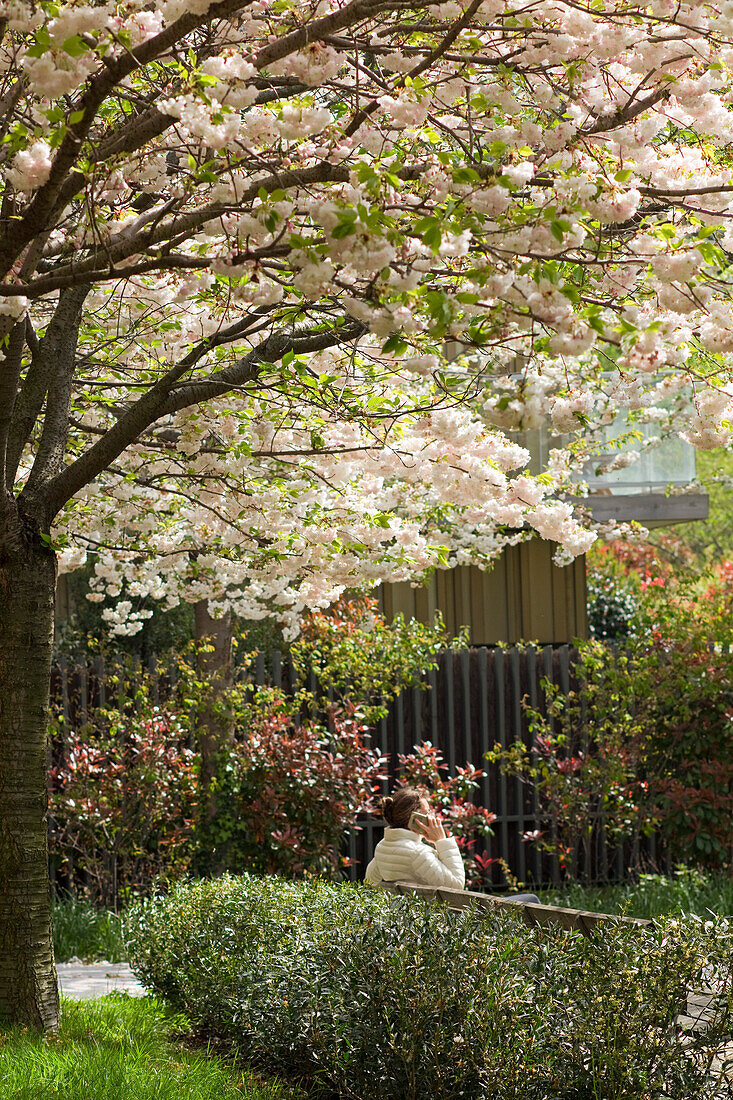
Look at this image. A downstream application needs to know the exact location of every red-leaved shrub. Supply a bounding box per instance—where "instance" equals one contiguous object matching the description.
[50,711,197,908]
[207,694,386,878]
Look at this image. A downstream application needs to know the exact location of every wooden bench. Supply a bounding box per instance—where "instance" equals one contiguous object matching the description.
[380,880,651,935]
[381,881,730,1050]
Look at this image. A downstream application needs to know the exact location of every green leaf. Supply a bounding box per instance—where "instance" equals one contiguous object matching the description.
[331,221,356,239]
[62,35,89,57]
[381,334,408,355]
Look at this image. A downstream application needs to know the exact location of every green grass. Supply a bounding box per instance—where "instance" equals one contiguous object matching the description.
[0,994,307,1100]
[53,896,125,962]
[538,866,733,920]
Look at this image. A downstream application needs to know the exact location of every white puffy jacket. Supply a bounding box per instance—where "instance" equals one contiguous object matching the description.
[364,827,465,890]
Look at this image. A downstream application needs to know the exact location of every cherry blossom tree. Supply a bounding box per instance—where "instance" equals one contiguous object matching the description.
[3,0,733,1030]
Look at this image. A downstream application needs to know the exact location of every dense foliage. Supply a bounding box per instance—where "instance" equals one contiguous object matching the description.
[126,875,733,1100]
[50,600,497,901]
[497,549,733,877]
[292,596,460,723]
[586,575,640,641]
[50,709,198,908]
[202,691,385,879]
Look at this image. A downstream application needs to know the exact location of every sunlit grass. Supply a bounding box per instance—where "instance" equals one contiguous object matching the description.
[53,895,125,962]
[538,867,733,920]
[0,994,307,1100]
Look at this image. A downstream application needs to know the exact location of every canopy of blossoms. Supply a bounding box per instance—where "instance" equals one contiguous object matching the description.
[4,0,733,635]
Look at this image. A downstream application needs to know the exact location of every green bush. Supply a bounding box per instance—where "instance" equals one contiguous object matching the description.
[125,876,733,1100]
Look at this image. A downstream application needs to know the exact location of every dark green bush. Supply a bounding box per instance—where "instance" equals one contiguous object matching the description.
[125,876,733,1100]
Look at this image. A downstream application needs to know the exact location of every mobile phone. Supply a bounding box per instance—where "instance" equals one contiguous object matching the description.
[408,811,430,832]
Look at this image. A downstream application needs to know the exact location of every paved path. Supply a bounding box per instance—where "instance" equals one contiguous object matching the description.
[57,961,146,1000]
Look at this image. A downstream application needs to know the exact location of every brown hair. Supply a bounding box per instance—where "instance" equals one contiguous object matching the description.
[380,787,423,829]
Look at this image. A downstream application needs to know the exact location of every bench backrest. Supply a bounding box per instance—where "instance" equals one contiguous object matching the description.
[381,881,652,936]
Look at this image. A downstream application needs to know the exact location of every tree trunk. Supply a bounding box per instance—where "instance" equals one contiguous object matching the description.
[0,534,59,1030]
[193,601,235,873]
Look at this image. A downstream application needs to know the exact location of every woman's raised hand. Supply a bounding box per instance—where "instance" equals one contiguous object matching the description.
[416,812,448,844]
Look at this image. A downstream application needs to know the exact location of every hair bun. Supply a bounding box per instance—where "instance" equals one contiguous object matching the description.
[380,796,394,823]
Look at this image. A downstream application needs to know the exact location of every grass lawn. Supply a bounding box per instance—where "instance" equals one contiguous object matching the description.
[0,994,307,1100]
[53,896,125,963]
[537,867,733,920]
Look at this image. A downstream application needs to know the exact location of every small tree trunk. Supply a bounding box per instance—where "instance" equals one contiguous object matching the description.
[0,535,59,1030]
[193,601,235,872]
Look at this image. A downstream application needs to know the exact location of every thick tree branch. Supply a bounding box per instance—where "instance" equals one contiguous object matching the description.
[253,0,437,71]
[2,157,468,299]
[159,318,368,415]
[5,320,54,490]
[21,287,89,503]
[0,321,28,492]
[44,317,366,519]
[580,87,671,136]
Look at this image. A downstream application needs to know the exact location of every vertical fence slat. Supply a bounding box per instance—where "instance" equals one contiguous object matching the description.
[460,649,471,767]
[255,652,266,687]
[477,648,491,810]
[411,684,422,756]
[542,645,560,885]
[428,667,439,747]
[510,648,526,884]
[395,687,405,759]
[526,644,542,885]
[443,650,455,774]
[494,648,509,878]
[95,655,106,709]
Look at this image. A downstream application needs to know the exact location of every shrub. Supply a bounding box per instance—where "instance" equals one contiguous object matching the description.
[52,895,125,962]
[126,875,733,1100]
[206,694,385,878]
[487,641,655,880]
[587,575,640,640]
[582,543,733,868]
[291,595,455,723]
[539,867,733,921]
[50,709,198,907]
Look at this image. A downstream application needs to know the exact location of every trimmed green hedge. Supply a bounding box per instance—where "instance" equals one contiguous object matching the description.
[125,876,733,1100]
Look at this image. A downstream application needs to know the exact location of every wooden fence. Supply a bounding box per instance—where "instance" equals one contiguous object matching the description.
[50,644,655,888]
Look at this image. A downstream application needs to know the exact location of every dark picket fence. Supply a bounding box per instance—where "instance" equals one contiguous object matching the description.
[50,644,657,888]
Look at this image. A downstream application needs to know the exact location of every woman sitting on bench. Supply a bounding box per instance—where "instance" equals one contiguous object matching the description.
[365,786,540,904]
[365,787,466,890]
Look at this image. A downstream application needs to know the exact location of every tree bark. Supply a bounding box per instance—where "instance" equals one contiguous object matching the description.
[0,529,59,1030]
[193,601,235,872]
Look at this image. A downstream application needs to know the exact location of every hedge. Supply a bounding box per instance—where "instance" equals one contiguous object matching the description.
[125,875,733,1100]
